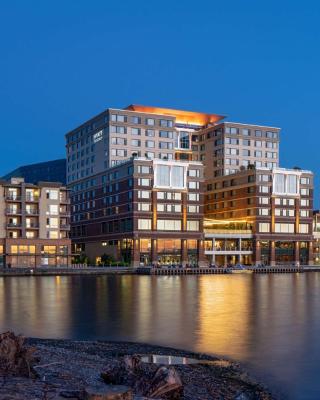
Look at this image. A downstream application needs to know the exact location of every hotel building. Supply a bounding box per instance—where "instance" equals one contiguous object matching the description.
[0,178,71,267]
[66,104,314,267]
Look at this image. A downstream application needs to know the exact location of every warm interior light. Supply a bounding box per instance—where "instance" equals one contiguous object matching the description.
[125,105,225,126]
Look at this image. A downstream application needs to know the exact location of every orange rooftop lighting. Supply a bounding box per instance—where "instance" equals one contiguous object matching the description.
[125,104,225,126]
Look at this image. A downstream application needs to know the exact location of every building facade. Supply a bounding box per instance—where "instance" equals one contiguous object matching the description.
[66,104,315,267]
[204,167,314,266]
[70,157,205,267]
[0,178,71,267]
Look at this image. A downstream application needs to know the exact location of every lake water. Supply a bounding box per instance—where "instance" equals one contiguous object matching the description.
[1,273,320,399]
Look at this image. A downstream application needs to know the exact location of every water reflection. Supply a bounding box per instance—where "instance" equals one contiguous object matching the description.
[0,274,320,399]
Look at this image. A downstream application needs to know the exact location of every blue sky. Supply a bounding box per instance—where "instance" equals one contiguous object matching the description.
[0,0,319,203]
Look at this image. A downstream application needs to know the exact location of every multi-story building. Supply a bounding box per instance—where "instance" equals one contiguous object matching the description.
[66,104,315,267]
[3,159,67,185]
[70,157,205,267]
[197,122,280,179]
[313,210,320,265]
[0,178,71,267]
[204,167,314,266]
[65,104,224,185]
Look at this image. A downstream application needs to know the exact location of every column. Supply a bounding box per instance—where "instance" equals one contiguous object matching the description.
[151,238,158,266]
[198,239,207,267]
[308,241,314,266]
[254,240,261,266]
[238,238,242,264]
[294,241,300,267]
[181,239,188,267]
[132,238,140,268]
[270,241,276,267]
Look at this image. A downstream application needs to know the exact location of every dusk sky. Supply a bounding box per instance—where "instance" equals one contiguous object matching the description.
[1,1,319,204]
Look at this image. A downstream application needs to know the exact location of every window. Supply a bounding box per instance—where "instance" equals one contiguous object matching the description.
[49,231,59,239]
[273,172,299,195]
[138,219,152,230]
[187,220,199,231]
[157,204,165,212]
[155,163,186,189]
[242,149,250,156]
[259,197,269,205]
[188,205,199,213]
[159,141,173,149]
[160,119,173,128]
[146,118,155,126]
[111,125,126,134]
[47,217,59,228]
[225,127,238,134]
[243,139,250,146]
[111,149,127,157]
[138,203,151,211]
[145,140,155,148]
[188,181,199,189]
[299,224,309,234]
[275,223,295,233]
[171,166,184,188]
[188,193,199,201]
[157,219,181,231]
[131,139,141,147]
[259,223,270,233]
[145,152,155,159]
[159,130,173,139]
[111,137,126,145]
[188,169,200,177]
[242,129,250,136]
[259,186,269,193]
[111,114,126,122]
[46,190,59,200]
[259,208,269,216]
[131,128,141,135]
[301,199,310,207]
[301,177,310,185]
[131,116,141,124]
[48,204,58,215]
[255,130,262,137]
[301,188,309,196]
[300,210,309,217]
[138,190,150,199]
[255,141,262,147]
[145,129,155,137]
[255,151,262,157]
[138,178,150,186]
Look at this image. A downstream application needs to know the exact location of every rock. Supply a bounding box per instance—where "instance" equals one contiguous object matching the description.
[144,366,182,399]
[82,385,133,400]
[0,331,38,377]
[60,389,83,398]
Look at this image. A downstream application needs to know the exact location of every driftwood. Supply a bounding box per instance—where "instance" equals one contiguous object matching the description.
[101,355,183,399]
[0,331,38,377]
[145,366,182,399]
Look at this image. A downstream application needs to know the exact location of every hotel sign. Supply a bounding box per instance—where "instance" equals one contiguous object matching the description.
[93,130,103,143]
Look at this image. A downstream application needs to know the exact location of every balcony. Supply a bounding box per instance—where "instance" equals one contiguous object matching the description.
[25,209,39,216]
[6,208,22,215]
[60,224,70,230]
[6,195,21,201]
[26,224,39,229]
[6,223,22,228]
[25,195,39,202]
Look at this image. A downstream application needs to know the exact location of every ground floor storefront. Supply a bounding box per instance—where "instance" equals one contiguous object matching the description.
[204,235,314,266]
[75,235,207,267]
[0,239,72,268]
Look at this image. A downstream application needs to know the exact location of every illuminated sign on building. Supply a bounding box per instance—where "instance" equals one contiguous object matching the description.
[93,130,103,143]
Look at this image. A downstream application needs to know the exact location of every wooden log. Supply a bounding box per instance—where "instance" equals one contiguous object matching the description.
[144,366,182,399]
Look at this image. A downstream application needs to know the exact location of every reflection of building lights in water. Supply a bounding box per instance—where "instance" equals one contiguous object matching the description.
[195,276,250,359]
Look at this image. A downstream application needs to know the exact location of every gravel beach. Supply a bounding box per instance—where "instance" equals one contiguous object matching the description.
[0,338,275,399]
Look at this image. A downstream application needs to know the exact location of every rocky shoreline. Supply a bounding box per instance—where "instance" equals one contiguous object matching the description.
[0,336,275,399]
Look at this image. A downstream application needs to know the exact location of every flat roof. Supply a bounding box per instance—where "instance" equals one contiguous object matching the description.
[125,104,225,126]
